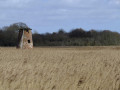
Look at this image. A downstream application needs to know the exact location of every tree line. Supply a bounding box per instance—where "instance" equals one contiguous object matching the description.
[0,22,120,46]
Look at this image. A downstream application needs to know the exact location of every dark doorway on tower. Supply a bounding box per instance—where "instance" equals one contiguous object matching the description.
[28,40,30,43]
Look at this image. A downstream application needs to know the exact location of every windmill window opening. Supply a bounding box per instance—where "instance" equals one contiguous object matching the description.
[28,40,30,43]
[27,30,29,33]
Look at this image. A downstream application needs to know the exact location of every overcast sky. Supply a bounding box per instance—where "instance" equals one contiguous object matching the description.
[0,0,120,33]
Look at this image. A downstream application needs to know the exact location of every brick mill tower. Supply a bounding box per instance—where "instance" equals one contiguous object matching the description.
[17,28,33,49]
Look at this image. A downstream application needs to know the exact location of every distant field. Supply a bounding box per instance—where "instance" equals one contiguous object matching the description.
[0,47,120,90]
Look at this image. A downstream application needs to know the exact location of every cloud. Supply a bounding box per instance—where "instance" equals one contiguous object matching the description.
[109,0,120,5]
[0,0,120,33]
[0,0,32,8]
[0,14,7,20]
[114,0,120,4]
[10,0,31,4]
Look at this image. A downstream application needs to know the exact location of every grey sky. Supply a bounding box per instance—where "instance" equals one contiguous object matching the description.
[0,0,120,33]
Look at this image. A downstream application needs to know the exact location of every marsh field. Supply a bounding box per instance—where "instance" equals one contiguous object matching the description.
[0,47,120,90]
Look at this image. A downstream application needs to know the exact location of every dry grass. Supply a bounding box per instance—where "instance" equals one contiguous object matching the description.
[0,46,120,90]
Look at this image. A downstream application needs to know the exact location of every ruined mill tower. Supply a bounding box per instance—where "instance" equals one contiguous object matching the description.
[16,28,33,49]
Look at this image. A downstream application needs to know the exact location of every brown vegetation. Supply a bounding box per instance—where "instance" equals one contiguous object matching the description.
[0,47,120,90]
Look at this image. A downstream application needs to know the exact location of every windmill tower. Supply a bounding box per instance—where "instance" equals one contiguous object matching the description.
[17,28,33,49]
